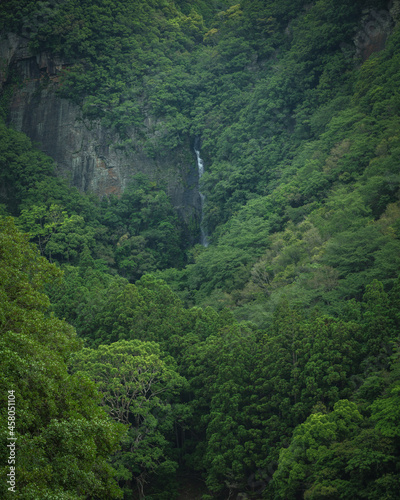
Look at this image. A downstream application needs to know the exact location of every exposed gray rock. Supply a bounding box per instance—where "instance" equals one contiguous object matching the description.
[1,33,201,228]
[354,8,394,61]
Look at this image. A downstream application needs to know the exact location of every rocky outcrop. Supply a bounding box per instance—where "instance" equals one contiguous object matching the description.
[354,7,394,61]
[1,33,201,226]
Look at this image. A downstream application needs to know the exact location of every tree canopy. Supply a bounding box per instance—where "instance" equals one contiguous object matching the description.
[0,0,399,497]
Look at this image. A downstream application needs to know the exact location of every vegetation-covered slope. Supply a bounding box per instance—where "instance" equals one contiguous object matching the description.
[1,0,400,498]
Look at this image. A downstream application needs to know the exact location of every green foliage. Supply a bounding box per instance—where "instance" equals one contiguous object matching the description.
[100,175,186,279]
[1,0,400,497]
[273,390,400,500]
[273,400,364,499]
[0,0,49,33]
[24,0,207,147]
[0,120,187,273]
[0,123,55,215]
[71,339,186,498]
[0,218,125,499]
[182,322,259,493]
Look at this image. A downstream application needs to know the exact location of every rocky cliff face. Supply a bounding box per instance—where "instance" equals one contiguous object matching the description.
[1,33,201,225]
[354,7,394,61]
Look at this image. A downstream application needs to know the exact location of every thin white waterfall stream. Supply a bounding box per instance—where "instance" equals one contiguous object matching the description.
[195,148,208,247]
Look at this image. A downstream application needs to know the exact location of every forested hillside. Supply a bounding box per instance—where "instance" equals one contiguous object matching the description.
[1,0,400,498]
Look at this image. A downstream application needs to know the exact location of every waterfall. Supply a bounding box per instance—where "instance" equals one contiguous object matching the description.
[194,146,208,247]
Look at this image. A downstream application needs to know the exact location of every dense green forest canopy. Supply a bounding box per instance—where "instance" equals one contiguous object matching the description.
[1,0,400,498]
